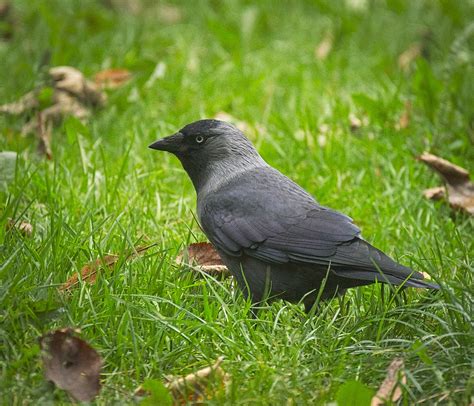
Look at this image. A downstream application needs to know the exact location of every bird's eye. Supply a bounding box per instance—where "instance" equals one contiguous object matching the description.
[195,135,204,144]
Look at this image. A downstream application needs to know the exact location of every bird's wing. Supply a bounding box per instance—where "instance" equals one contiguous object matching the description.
[199,167,360,264]
[199,167,435,287]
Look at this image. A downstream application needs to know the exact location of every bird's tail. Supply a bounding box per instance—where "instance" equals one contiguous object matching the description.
[333,268,439,289]
[332,239,440,290]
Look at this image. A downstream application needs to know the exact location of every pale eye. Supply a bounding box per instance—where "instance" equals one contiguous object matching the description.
[195,135,204,143]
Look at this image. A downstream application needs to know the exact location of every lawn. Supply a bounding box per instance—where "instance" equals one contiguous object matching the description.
[0,0,473,404]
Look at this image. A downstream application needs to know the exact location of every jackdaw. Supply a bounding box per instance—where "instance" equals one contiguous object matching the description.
[150,119,438,311]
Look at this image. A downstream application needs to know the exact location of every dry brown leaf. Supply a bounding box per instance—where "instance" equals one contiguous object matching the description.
[158,4,183,24]
[396,100,411,130]
[103,0,142,14]
[37,112,53,159]
[423,186,445,200]
[0,90,39,115]
[371,358,406,405]
[60,254,119,292]
[60,244,157,292]
[39,328,102,402]
[315,33,333,60]
[50,66,106,107]
[176,242,230,276]
[6,218,33,237]
[94,68,131,89]
[1,66,107,153]
[165,356,230,404]
[349,113,363,132]
[0,1,10,18]
[398,42,422,71]
[418,152,474,215]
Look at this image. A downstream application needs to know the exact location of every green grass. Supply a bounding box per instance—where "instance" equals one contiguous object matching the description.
[1,0,473,404]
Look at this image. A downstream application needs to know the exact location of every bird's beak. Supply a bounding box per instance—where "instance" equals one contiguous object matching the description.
[148,132,184,153]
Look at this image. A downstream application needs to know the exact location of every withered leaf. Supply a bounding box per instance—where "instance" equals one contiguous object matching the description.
[94,68,132,89]
[37,112,53,159]
[165,356,230,404]
[423,186,445,201]
[60,244,157,292]
[315,33,333,60]
[49,66,106,108]
[1,66,107,153]
[0,90,39,115]
[60,254,119,292]
[398,42,422,71]
[0,2,10,19]
[6,218,33,237]
[396,100,411,130]
[103,0,142,15]
[176,242,230,276]
[349,113,364,132]
[418,152,474,215]
[371,358,406,406]
[157,4,183,24]
[39,328,102,402]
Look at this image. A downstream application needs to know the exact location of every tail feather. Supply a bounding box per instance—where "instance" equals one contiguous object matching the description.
[333,239,439,289]
[332,268,439,289]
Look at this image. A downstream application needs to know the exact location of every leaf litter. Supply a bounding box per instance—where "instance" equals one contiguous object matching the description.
[135,356,230,405]
[60,243,157,292]
[6,218,33,237]
[371,358,406,405]
[176,242,230,277]
[94,68,131,89]
[315,32,333,60]
[39,328,102,402]
[418,152,474,215]
[0,65,131,158]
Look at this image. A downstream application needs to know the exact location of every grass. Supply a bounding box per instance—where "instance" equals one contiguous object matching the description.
[1,0,473,404]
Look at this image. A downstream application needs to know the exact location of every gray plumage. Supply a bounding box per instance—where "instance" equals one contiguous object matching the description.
[150,119,438,311]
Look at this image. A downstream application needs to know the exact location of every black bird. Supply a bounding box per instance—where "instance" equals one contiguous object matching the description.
[150,119,438,311]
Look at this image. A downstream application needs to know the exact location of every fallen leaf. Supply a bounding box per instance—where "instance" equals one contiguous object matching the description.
[371,358,406,405]
[0,2,10,18]
[398,42,422,71]
[102,0,142,14]
[396,100,411,130]
[0,90,39,114]
[165,356,230,404]
[6,218,33,237]
[60,244,157,292]
[423,186,445,200]
[0,66,107,155]
[157,4,182,24]
[315,33,333,60]
[60,254,119,292]
[39,328,102,402]
[214,112,249,133]
[349,113,363,132]
[49,66,106,108]
[37,112,53,159]
[94,68,131,89]
[418,152,474,215]
[176,242,230,276]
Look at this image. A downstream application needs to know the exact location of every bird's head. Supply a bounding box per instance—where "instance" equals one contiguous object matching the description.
[149,119,265,192]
